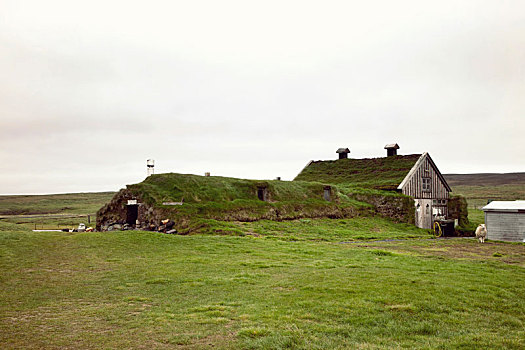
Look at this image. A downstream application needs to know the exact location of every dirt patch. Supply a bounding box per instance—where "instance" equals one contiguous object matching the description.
[363,238,525,266]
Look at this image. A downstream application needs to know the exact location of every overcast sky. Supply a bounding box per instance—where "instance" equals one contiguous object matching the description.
[1,0,524,194]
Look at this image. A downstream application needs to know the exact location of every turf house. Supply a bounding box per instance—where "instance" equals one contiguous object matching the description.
[97,145,466,234]
[294,147,457,230]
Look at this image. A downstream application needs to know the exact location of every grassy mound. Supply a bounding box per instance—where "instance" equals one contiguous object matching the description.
[97,173,377,233]
[130,173,336,204]
[294,155,421,190]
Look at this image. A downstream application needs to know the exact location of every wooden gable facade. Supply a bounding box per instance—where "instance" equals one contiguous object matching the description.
[398,153,452,229]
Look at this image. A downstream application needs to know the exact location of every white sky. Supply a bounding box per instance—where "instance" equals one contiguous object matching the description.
[1,0,524,194]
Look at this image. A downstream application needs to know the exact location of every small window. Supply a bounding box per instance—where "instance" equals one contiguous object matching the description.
[257,187,268,201]
[422,178,431,192]
[323,186,331,201]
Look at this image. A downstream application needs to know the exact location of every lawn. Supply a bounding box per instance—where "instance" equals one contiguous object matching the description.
[0,192,115,215]
[1,226,524,349]
[0,192,115,231]
[230,217,430,242]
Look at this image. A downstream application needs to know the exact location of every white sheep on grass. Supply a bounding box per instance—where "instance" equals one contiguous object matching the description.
[475,224,487,243]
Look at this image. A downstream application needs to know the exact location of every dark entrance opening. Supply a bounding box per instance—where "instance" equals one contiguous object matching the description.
[323,186,332,201]
[126,205,138,225]
[257,187,267,201]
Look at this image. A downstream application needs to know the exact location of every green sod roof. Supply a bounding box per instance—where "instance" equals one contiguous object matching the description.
[294,154,422,190]
[127,172,334,204]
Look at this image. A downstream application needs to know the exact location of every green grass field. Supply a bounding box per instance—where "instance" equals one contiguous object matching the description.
[0,192,115,231]
[1,224,524,349]
[1,180,524,349]
[229,217,429,242]
[0,192,115,215]
[451,184,525,210]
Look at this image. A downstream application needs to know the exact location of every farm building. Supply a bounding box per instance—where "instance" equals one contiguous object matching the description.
[294,147,455,229]
[96,173,370,233]
[97,146,466,234]
[482,201,525,242]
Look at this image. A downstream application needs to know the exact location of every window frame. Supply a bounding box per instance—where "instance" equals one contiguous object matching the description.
[422,177,431,192]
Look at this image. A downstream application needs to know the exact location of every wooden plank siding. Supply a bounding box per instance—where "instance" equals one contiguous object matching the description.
[400,155,450,200]
[400,154,451,221]
[485,212,525,242]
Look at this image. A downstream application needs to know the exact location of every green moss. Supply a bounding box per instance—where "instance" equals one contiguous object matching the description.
[294,155,421,190]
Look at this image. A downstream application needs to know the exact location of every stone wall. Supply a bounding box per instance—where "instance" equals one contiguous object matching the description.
[447,195,469,227]
[96,188,371,233]
[350,193,415,224]
[96,189,162,231]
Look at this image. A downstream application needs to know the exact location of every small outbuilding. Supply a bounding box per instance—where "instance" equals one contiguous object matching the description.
[482,201,525,242]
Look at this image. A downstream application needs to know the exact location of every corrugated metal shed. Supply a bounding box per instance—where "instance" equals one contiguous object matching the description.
[482,201,525,242]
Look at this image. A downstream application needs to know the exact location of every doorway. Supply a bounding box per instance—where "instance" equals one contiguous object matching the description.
[257,187,267,201]
[126,205,138,225]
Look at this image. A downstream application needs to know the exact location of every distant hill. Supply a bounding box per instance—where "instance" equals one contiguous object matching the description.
[444,173,525,211]
[0,192,115,215]
[444,173,525,187]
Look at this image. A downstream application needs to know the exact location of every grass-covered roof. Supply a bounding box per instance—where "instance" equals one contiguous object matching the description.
[294,154,422,190]
[96,172,376,230]
[127,173,335,204]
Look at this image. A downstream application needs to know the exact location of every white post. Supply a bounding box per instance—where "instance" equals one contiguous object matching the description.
[147,159,155,176]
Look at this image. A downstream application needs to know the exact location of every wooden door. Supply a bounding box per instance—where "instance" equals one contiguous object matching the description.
[415,199,432,229]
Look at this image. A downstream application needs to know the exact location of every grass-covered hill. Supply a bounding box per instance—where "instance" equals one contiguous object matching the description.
[444,172,525,225]
[98,173,412,233]
[294,154,421,190]
[444,172,525,187]
[0,192,115,216]
[445,173,525,209]
[130,173,336,204]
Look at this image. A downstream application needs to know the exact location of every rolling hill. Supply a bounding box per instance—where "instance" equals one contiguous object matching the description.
[444,172,525,187]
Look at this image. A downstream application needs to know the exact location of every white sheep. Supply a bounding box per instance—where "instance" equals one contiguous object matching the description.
[475,224,487,243]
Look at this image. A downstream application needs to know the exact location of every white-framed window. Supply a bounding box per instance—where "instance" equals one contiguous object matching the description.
[422,178,431,192]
